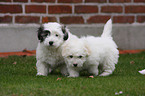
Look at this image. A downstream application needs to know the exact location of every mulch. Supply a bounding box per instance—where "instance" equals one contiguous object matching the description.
[0,49,36,57]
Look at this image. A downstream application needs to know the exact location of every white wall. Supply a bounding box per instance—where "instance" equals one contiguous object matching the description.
[0,24,145,52]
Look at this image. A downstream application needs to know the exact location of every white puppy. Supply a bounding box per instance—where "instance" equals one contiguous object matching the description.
[62,19,119,77]
[36,22,76,76]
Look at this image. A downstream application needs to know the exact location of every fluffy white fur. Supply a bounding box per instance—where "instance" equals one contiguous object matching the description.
[62,19,119,77]
[36,22,77,76]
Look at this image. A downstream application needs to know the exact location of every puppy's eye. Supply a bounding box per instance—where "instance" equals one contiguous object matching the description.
[78,55,83,58]
[69,55,73,58]
[55,34,59,37]
[44,30,50,35]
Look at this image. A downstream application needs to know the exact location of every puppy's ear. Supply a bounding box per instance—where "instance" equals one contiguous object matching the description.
[38,25,44,42]
[62,25,69,41]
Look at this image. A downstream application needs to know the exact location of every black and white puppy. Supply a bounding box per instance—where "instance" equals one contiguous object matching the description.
[36,22,76,76]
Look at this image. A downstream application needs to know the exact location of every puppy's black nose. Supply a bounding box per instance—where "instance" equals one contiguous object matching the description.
[49,41,53,45]
[73,64,77,67]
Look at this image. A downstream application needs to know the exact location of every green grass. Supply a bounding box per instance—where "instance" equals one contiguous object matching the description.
[0,52,145,96]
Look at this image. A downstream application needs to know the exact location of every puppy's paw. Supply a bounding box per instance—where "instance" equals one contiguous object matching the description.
[99,72,111,76]
[67,75,79,78]
[36,73,47,76]
[61,69,68,76]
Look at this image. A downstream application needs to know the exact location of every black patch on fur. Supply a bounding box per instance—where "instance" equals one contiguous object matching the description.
[37,26,50,43]
[38,26,44,42]
[62,25,69,41]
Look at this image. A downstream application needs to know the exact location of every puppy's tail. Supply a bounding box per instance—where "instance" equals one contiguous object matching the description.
[101,19,112,38]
